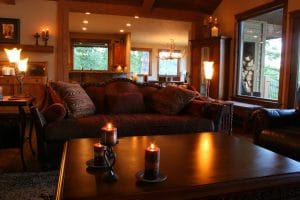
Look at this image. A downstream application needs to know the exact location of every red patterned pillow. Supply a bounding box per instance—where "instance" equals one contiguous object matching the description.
[106,93,146,114]
[42,103,66,123]
[51,81,96,118]
[151,86,199,115]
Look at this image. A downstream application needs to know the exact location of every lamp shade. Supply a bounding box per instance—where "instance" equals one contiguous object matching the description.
[204,61,214,80]
[4,48,22,63]
[18,58,28,72]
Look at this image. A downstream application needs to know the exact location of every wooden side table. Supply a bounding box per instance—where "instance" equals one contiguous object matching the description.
[0,96,36,170]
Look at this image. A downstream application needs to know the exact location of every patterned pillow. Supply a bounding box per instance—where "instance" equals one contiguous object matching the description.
[51,81,96,118]
[151,86,199,115]
[42,103,66,123]
[106,93,146,114]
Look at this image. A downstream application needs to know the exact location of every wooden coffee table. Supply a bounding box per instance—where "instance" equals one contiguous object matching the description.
[56,132,300,200]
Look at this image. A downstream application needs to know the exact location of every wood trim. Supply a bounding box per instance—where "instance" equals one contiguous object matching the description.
[55,141,68,200]
[235,0,286,21]
[287,10,300,108]
[142,0,156,13]
[0,44,54,53]
[3,0,15,5]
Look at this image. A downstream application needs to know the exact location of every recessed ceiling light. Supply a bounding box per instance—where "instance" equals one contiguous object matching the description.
[126,23,131,27]
[85,12,91,15]
[120,29,124,33]
[82,27,87,31]
[134,15,139,19]
[83,20,89,24]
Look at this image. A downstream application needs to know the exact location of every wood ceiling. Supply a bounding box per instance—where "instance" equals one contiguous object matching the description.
[63,0,222,15]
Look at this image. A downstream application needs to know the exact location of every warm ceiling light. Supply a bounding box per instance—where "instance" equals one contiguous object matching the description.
[126,23,131,27]
[134,15,139,19]
[120,29,124,33]
[85,12,91,15]
[83,20,88,24]
[82,27,87,31]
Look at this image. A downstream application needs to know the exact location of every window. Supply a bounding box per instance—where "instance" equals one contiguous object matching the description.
[73,42,108,70]
[236,4,285,102]
[158,50,180,76]
[130,48,151,74]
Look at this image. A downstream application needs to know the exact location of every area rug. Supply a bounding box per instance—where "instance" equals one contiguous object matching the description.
[0,170,58,200]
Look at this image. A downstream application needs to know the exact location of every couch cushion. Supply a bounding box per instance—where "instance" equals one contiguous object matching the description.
[42,103,66,123]
[45,114,214,140]
[151,86,199,115]
[84,85,107,113]
[51,81,96,118]
[106,93,146,114]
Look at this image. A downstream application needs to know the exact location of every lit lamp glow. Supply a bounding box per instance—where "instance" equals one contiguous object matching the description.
[203,61,214,98]
[4,48,29,97]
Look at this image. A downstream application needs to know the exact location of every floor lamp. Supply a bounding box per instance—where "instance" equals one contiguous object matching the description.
[203,61,214,98]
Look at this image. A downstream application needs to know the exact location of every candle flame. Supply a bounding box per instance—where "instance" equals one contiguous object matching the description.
[150,143,155,149]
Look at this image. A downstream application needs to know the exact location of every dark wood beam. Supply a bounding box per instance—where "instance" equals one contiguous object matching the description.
[142,0,156,13]
[64,1,205,22]
[3,0,15,5]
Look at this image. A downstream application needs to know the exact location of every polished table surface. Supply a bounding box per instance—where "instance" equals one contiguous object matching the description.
[59,132,300,200]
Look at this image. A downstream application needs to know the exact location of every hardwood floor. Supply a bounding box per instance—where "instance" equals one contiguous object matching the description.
[0,124,252,173]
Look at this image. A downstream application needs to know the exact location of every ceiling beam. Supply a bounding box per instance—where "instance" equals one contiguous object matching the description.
[64,1,205,22]
[142,0,156,13]
[3,0,15,5]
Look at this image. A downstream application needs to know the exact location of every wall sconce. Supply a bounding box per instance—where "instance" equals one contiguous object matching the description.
[4,48,29,98]
[204,61,214,98]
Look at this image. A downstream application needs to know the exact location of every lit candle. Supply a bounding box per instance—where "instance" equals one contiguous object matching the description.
[101,123,117,145]
[133,73,138,81]
[211,25,219,37]
[46,28,49,37]
[144,143,160,180]
[94,143,105,166]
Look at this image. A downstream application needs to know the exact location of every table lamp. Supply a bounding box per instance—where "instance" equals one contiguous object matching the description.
[203,61,214,98]
[4,48,29,97]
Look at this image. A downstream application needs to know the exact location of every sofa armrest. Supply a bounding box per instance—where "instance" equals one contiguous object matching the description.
[252,108,300,138]
[185,100,231,133]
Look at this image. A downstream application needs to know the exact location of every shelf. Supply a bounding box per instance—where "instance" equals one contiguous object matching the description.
[0,44,54,53]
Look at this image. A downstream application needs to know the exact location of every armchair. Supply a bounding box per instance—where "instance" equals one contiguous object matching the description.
[252,108,300,161]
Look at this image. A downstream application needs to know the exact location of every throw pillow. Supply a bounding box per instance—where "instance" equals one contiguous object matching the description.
[42,103,66,123]
[106,93,146,114]
[151,86,199,115]
[51,81,96,118]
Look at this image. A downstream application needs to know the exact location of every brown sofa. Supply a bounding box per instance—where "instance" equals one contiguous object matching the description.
[31,78,231,167]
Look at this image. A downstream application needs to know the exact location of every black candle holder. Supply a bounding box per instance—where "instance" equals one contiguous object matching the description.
[103,145,118,182]
[34,32,40,46]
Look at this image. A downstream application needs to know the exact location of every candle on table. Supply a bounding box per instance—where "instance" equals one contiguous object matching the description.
[101,123,117,145]
[144,143,160,180]
[94,143,105,166]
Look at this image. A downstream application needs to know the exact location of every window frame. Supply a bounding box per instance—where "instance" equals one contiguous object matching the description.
[71,38,111,71]
[233,0,287,107]
[130,47,152,75]
[157,49,181,77]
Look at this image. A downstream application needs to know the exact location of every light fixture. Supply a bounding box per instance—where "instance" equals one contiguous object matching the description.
[134,15,139,19]
[203,61,214,98]
[126,23,131,27]
[158,39,185,60]
[120,29,124,33]
[83,20,89,24]
[85,12,91,15]
[4,48,29,97]
[82,27,87,31]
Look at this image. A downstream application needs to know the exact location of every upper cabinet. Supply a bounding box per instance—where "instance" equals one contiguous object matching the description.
[190,36,231,100]
[112,40,126,69]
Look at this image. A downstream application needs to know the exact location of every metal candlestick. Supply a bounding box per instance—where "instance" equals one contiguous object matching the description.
[103,145,118,182]
[34,32,40,46]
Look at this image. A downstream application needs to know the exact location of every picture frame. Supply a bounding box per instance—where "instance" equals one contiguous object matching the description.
[0,61,47,76]
[0,18,20,44]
